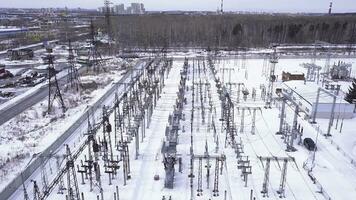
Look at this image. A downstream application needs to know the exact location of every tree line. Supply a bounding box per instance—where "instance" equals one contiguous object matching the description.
[99,13,356,49]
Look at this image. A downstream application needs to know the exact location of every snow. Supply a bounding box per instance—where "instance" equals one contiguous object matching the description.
[283,80,348,104]
[2,52,356,200]
[6,68,26,76]
[0,60,130,191]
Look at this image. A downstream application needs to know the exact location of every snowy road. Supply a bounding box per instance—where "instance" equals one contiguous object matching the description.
[0,65,88,127]
[4,61,146,200]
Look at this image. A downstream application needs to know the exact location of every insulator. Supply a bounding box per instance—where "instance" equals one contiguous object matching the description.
[93,141,100,152]
[106,123,112,133]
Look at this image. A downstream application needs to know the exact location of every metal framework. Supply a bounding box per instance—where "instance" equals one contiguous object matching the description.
[45,52,66,113]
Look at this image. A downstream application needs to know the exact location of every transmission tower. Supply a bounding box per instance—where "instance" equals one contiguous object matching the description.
[88,20,103,73]
[328,2,333,15]
[31,180,41,200]
[56,156,66,194]
[65,144,80,200]
[67,40,81,91]
[40,157,49,194]
[21,172,29,200]
[104,0,113,55]
[63,7,70,41]
[45,52,66,113]
[265,44,278,108]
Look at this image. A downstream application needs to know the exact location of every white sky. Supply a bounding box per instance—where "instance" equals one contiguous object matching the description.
[0,0,356,13]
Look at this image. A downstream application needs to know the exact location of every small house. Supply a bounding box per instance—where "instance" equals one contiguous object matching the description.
[282,71,305,82]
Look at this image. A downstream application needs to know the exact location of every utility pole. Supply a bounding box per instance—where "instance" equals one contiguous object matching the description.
[31,180,41,200]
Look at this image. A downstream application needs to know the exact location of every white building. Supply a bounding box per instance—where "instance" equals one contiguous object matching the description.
[130,3,145,14]
[282,80,354,119]
[99,3,145,15]
[126,6,133,14]
[97,7,105,13]
[114,4,125,14]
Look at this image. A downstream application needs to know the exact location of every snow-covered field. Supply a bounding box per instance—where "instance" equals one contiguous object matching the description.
[2,53,356,200]
[0,58,131,191]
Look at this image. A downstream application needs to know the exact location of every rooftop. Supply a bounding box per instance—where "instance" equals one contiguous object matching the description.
[282,80,348,105]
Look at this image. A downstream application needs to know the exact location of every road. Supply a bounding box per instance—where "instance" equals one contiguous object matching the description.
[0,65,87,126]
[1,60,146,200]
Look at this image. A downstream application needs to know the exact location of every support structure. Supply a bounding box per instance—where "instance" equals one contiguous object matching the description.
[237,156,252,187]
[45,52,66,113]
[311,87,337,136]
[26,58,166,200]
[237,106,261,135]
[259,156,295,198]
[301,63,322,82]
[162,60,186,189]
[67,40,81,91]
[88,20,103,73]
[265,45,278,108]
[65,145,80,200]
[276,93,300,152]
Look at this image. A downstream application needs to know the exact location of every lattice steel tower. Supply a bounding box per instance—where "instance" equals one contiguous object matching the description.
[44,52,66,113]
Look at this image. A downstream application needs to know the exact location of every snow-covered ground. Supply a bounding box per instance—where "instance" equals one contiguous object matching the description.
[2,52,356,200]
[0,59,131,191]
[212,56,356,199]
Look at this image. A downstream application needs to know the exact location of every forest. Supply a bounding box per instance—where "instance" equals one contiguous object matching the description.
[106,13,356,49]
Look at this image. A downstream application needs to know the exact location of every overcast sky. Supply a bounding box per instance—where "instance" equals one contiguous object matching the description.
[1,0,356,13]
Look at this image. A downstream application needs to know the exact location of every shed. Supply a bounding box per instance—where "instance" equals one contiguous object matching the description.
[282,71,305,82]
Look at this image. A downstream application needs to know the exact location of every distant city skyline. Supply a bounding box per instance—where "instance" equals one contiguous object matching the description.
[1,0,356,13]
